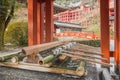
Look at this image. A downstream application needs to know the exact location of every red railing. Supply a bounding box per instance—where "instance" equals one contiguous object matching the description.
[55,32,100,40]
[54,7,99,25]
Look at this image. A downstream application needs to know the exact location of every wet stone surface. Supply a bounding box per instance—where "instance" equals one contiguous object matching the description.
[0,62,99,80]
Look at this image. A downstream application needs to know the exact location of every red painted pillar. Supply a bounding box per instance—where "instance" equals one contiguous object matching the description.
[100,0,110,63]
[45,0,54,42]
[114,0,120,70]
[40,0,45,43]
[28,0,37,46]
[37,1,41,44]
[37,0,45,44]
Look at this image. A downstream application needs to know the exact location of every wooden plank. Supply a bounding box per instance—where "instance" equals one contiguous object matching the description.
[63,50,107,61]
[62,53,112,67]
[0,51,21,57]
[0,62,85,77]
[19,62,51,67]
[70,48,103,56]
[71,44,102,56]
[75,44,101,52]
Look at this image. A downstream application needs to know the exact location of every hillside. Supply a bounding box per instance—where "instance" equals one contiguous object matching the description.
[55,0,96,7]
[10,2,27,23]
[10,1,100,35]
[55,0,80,6]
[83,15,100,34]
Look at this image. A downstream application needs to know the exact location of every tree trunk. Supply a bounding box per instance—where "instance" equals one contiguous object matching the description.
[0,22,5,51]
[0,0,16,51]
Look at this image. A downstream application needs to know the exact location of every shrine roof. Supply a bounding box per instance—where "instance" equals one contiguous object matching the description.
[54,21,84,29]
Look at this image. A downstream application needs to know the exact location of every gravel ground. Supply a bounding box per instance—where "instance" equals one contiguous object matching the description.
[0,62,99,80]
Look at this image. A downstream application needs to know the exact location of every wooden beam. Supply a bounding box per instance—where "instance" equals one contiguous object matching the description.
[0,62,85,77]
[100,0,110,63]
[70,48,103,56]
[62,53,112,67]
[28,0,38,46]
[114,0,120,70]
[63,50,107,61]
[45,0,54,42]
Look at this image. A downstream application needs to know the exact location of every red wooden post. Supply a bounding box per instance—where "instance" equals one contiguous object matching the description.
[100,0,110,63]
[40,0,45,43]
[37,0,45,44]
[45,0,54,42]
[28,0,37,46]
[114,0,120,70]
[37,1,41,44]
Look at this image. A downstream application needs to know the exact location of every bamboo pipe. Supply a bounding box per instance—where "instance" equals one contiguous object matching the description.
[63,50,107,61]
[76,61,86,76]
[39,55,55,65]
[62,53,112,67]
[0,51,22,62]
[70,48,103,56]
[10,53,26,63]
[38,54,67,67]
[22,41,69,55]
[58,54,67,62]
[23,53,43,64]
[10,56,19,63]
[58,56,70,67]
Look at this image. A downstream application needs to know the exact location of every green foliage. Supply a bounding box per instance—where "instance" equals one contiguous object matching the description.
[0,0,10,16]
[110,28,114,35]
[83,15,100,35]
[0,0,16,50]
[5,22,28,46]
[79,40,100,47]
[15,1,27,11]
